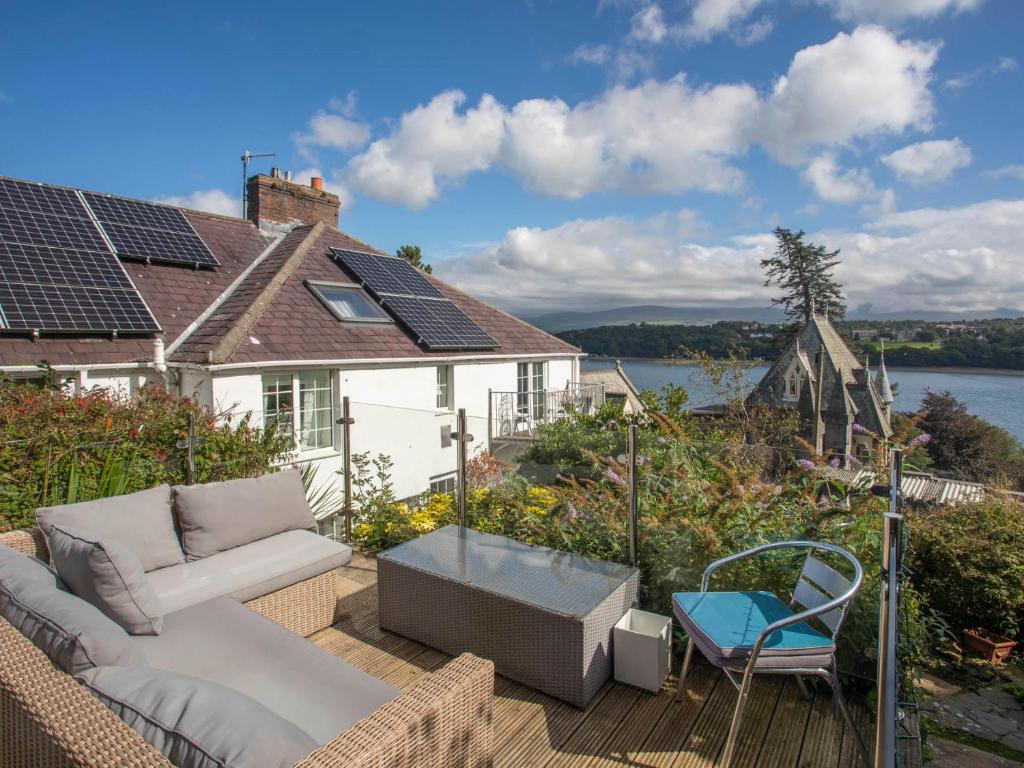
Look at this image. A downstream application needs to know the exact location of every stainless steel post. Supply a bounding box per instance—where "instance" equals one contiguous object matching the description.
[338,396,355,543]
[628,423,639,567]
[454,408,472,529]
[874,447,903,768]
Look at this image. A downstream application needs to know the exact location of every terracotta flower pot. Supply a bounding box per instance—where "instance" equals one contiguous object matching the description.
[962,627,1018,664]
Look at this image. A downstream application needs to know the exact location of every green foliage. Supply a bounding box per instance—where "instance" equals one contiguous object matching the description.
[557,321,782,360]
[0,381,287,532]
[910,495,1024,639]
[761,227,846,324]
[395,244,432,273]
[917,390,1024,489]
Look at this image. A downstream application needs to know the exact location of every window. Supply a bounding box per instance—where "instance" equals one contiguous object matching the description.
[262,371,335,452]
[531,362,546,420]
[436,365,453,409]
[307,282,390,323]
[787,376,797,397]
[429,474,456,495]
[516,361,546,418]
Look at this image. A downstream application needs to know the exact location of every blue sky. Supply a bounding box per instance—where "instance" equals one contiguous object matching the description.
[2,0,1022,315]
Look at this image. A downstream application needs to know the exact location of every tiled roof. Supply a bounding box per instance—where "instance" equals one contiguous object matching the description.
[823,467,1022,506]
[0,195,578,368]
[171,226,580,365]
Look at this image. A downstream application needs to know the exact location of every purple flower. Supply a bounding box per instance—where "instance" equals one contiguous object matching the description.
[852,423,870,435]
[605,469,626,487]
[829,457,842,468]
[657,436,668,445]
[908,433,932,448]
[564,501,578,520]
[797,459,819,472]
[846,453,862,466]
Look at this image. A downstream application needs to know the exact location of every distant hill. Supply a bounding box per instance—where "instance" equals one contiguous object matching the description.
[524,304,1024,333]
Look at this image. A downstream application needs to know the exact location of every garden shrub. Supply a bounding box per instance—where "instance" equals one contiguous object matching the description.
[0,380,287,531]
[910,495,1024,640]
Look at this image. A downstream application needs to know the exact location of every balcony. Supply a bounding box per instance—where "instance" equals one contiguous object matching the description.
[489,383,606,443]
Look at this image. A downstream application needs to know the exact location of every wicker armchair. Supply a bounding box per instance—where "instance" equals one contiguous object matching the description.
[0,530,495,768]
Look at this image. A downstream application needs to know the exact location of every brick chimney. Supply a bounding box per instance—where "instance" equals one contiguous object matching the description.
[246,171,340,230]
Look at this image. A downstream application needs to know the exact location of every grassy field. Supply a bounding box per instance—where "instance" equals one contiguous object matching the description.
[865,340,942,351]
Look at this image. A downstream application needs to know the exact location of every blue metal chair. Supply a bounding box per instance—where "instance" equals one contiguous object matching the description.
[672,541,871,768]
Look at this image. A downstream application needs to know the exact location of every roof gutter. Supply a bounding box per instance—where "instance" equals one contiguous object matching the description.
[170,350,583,373]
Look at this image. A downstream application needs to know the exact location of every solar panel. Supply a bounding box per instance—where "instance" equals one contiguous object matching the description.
[82,192,196,234]
[0,206,110,252]
[330,248,498,350]
[0,177,89,219]
[331,248,444,299]
[380,295,500,350]
[82,191,220,268]
[0,282,158,332]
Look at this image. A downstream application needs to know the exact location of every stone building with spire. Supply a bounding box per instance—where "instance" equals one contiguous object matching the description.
[746,314,893,464]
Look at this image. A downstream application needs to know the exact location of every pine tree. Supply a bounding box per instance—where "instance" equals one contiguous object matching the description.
[760,228,845,324]
[395,244,432,273]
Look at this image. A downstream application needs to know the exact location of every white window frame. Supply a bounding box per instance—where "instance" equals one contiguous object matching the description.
[531,361,546,420]
[516,361,547,420]
[436,365,453,410]
[262,370,338,456]
[429,473,457,495]
[306,281,391,324]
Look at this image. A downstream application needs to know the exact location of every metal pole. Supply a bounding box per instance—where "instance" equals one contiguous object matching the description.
[338,396,355,543]
[874,448,903,768]
[454,408,472,528]
[628,423,639,568]
[186,411,196,485]
[487,388,493,454]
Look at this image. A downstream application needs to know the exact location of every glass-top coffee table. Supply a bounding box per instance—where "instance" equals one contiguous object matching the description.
[377,525,639,707]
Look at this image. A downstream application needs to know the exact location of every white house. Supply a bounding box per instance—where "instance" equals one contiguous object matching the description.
[0,172,589,501]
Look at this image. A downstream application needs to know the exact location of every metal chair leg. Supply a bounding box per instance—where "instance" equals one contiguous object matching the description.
[795,673,812,701]
[829,668,871,768]
[675,637,695,702]
[720,665,755,768]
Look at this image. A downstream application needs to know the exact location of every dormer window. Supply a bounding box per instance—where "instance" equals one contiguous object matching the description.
[787,376,798,397]
[306,281,390,323]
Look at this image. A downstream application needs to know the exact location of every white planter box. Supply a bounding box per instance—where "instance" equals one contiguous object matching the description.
[613,608,672,693]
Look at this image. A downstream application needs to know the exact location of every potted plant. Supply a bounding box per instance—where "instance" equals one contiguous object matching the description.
[962,628,1018,664]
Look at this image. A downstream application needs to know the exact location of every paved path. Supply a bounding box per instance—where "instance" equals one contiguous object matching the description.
[923,684,1024,754]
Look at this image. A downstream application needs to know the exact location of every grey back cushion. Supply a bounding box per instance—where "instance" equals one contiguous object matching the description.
[0,545,62,589]
[36,485,184,572]
[172,470,315,561]
[46,525,163,636]
[76,666,318,768]
[0,580,145,675]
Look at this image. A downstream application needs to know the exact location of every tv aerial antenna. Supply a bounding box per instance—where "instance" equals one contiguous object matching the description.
[241,150,276,218]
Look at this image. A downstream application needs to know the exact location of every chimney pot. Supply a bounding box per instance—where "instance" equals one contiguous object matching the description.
[311,176,323,191]
[284,170,293,182]
[271,167,281,179]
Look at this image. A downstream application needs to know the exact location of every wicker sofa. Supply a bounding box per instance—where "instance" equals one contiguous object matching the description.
[0,479,494,768]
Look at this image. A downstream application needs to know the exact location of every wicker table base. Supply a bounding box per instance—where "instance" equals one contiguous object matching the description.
[378,525,639,708]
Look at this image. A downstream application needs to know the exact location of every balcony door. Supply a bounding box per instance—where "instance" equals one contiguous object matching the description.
[517,362,546,422]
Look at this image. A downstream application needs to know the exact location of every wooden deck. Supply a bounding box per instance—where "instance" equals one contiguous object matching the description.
[311,553,877,768]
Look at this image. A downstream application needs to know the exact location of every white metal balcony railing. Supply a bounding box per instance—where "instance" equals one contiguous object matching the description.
[488,383,605,442]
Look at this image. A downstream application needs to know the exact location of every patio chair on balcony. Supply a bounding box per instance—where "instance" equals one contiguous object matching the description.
[672,541,871,768]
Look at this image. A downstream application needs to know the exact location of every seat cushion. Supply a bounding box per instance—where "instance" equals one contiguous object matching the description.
[46,525,163,635]
[0,545,62,589]
[172,470,316,560]
[0,580,145,674]
[673,591,834,669]
[36,485,184,572]
[77,666,318,768]
[146,529,351,614]
[132,597,399,745]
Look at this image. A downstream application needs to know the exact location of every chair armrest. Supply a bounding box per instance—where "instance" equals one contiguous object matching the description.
[700,540,863,592]
[0,528,49,560]
[294,653,495,768]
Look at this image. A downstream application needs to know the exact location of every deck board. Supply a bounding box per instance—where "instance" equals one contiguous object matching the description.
[313,553,886,768]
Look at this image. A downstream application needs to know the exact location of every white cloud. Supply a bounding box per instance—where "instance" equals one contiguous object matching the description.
[802,153,882,204]
[814,0,984,24]
[629,4,668,43]
[995,56,1018,73]
[757,26,938,163]
[342,26,939,206]
[570,43,612,66]
[881,138,972,184]
[154,189,240,218]
[345,90,506,208]
[435,199,1024,316]
[683,0,765,42]
[293,106,371,160]
[986,164,1024,181]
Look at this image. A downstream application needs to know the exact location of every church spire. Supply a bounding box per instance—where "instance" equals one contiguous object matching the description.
[876,342,894,417]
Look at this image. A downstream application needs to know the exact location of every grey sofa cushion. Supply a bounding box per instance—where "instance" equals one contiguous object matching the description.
[46,525,163,635]
[172,470,315,561]
[76,666,318,768]
[133,597,399,745]
[36,485,183,572]
[0,580,144,674]
[0,545,62,589]
[147,529,351,614]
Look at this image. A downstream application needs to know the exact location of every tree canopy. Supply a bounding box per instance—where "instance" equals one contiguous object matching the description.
[395,244,432,273]
[760,228,845,324]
